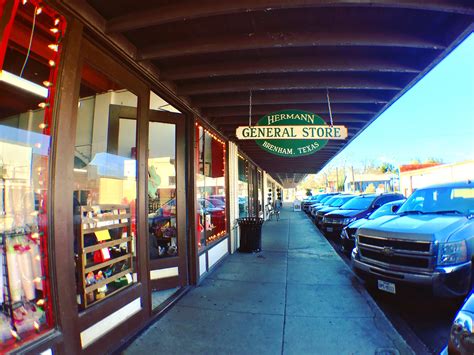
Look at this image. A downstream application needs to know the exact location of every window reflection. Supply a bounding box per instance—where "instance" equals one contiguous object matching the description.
[196,124,227,249]
[73,62,137,309]
[238,157,249,218]
[148,122,177,259]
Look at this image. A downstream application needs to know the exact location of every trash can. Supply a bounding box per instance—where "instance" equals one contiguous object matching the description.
[238,217,264,253]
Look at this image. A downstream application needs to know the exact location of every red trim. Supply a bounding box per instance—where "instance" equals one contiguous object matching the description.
[0,0,20,69]
[0,0,67,343]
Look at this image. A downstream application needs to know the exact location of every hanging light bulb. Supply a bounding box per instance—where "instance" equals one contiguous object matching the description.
[36,7,43,15]
[39,123,48,129]
[50,28,59,34]
[48,59,56,67]
[38,102,49,108]
[54,18,60,26]
[10,329,21,341]
[48,44,59,52]
[36,299,45,306]
[22,0,27,5]
[43,80,52,87]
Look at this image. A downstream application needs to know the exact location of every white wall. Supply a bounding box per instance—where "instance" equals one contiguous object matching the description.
[400,161,474,196]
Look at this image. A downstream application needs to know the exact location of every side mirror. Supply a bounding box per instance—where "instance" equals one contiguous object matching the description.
[391,205,400,213]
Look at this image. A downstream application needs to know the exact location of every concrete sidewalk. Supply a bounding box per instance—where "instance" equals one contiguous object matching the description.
[124,205,413,355]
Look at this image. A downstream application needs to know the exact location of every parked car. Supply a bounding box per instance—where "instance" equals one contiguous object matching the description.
[352,181,474,298]
[308,194,339,216]
[321,193,404,237]
[340,199,406,254]
[445,292,474,355]
[308,195,341,219]
[302,194,324,212]
[314,195,356,226]
[303,193,338,213]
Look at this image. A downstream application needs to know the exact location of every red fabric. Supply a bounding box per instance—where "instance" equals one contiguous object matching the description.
[211,138,224,178]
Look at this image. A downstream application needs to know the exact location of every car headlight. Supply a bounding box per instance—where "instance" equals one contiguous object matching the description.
[450,310,474,354]
[343,217,356,225]
[438,240,468,266]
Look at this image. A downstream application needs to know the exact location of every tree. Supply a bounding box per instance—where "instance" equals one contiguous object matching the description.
[424,157,443,164]
[365,183,376,193]
[379,162,396,174]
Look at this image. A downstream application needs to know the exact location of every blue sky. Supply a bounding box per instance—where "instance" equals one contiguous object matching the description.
[321,32,474,171]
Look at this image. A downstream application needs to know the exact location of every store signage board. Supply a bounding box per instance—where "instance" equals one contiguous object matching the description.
[236,110,348,157]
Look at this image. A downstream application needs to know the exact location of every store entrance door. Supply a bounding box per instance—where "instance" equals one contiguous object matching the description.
[147,109,187,311]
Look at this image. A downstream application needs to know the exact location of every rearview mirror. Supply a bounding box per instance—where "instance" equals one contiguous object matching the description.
[391,205,400,213]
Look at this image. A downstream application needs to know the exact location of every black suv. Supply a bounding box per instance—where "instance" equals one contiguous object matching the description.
[321,193,405,237]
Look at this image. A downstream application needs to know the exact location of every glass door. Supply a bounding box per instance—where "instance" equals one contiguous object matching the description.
[147,109,186,311]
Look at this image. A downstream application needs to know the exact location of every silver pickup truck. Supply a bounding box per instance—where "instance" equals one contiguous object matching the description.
[352,181,474,298]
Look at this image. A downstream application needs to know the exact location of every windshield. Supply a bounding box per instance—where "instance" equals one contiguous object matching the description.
[323,196,339,206]
[315,194,328,202]
[319,195,333,204]
[340,195,376,210]
[398,186,474,215]
[329,196,355,207]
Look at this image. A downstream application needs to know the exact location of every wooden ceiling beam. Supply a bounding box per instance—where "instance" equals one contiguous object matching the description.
[178,75,403,95]
[106,0,474,33]
[161,55,420,80]
[192,91,392,107]
[140,31,444,60]
[203,104,379,117]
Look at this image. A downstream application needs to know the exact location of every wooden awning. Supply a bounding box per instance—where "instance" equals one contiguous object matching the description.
[65,0,473,184]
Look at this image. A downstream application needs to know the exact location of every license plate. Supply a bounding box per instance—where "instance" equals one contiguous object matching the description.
[377,280,396,294]
[326,227,333,232]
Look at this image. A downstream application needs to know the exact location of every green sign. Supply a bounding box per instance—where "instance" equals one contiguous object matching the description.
[236,110,347,157]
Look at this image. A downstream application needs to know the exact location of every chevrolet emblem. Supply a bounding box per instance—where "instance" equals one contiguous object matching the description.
[382,247,394,257]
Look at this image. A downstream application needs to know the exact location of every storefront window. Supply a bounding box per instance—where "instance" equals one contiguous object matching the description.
[196,123,226,250]
[72,62,137,309]
[257,170,263,217]
[148,121,177,258]
[238,157,249,217]
[0,0,64,348]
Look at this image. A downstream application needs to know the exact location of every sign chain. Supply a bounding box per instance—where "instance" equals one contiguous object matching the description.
[326,89,334,127]
[249,90,252,126]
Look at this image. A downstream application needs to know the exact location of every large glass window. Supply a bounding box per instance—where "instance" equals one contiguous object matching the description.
[257,170,263,217]
[196,123,226,250]
[148,122,177,259]
[0,1,64,348]
[72,62,137,309]
[238,157,249,218]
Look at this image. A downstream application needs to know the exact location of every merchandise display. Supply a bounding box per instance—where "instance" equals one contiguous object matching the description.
[75,204,135,309]
[0,162,49,344]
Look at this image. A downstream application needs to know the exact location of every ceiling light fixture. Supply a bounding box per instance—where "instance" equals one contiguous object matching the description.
[0,70,48,97]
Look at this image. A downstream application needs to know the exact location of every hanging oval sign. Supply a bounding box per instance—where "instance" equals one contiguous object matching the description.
[236,109,348,157]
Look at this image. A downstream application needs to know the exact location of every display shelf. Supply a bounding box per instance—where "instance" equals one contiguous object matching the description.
[83,236,132,253]
[84,254,130,274]
[82,222,130,234]
[77,205,134,309]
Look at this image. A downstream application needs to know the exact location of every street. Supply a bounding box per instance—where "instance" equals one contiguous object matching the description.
[325,237,461,355]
